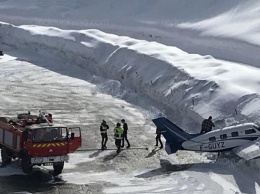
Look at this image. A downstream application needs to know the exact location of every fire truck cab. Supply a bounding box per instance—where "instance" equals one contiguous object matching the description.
[0,112,81,175]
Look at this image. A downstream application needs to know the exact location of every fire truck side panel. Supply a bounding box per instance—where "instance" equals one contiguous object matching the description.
[0,122,23,152]
[4,131,13,147]
[16,135,21,150]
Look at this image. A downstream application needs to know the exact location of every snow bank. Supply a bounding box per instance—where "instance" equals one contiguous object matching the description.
[1,22,260,130]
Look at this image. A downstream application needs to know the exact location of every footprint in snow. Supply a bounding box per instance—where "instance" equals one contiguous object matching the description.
[196,183,205,191]
[179,185,188,191]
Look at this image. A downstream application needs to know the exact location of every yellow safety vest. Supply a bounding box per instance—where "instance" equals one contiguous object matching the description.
[114,127,124,139]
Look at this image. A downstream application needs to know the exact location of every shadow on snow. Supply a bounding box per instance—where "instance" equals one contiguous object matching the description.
[136,157,260,194]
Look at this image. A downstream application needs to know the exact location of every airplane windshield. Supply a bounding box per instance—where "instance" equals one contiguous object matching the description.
[254,125,260,132]
[33,127,67,142]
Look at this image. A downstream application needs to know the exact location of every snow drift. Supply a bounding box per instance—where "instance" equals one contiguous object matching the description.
[1,22,260,131]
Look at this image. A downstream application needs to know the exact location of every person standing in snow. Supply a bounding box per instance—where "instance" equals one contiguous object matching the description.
[100,120,109,150]
[200,116,215,134]
[121,119,130,148]
[114,122,124,153]
[155,127,163,149]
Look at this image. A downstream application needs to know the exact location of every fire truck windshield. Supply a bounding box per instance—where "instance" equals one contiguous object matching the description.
[33,127,67,142]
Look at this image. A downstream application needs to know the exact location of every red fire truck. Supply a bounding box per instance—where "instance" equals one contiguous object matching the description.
[0,111,81,175]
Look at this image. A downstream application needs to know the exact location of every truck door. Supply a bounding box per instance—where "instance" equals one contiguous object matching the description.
[68,127,82,153]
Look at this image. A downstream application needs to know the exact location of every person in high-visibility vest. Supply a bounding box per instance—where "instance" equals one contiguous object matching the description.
[114,123,124,153]
[100,120,109,150]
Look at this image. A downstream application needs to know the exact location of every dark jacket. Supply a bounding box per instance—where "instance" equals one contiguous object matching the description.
[122,123,128,134]
[100,124,109,133]
[201,119,215,133]
[156,127,161,135]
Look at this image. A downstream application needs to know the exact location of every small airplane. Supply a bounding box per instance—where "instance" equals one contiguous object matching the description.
[152,117,260,160]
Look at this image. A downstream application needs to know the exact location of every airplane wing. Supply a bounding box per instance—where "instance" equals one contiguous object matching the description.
[234,138,260,161]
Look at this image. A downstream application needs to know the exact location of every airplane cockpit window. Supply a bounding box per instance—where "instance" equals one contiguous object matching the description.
[245,129,256,135]
[231,132,239,137]
[253,126,260,132]
[209,137,216,142]
[220,134,227,139]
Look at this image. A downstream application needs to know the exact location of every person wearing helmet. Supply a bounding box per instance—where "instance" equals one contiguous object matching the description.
[100,120,109,150]
[121,119,130,148]
[200,116,215,134]
[114,122,124,153]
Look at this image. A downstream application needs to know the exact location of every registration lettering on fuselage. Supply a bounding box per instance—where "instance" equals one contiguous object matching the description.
[200,142,225,150]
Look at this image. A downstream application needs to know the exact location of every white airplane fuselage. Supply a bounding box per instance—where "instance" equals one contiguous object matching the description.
[182,123,260,152]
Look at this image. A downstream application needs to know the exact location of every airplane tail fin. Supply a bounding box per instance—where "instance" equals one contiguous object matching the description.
[152,117,192,154]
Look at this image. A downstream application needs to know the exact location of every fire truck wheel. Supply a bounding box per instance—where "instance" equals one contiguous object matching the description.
[1,147,12,165]
[53,162,64,176]
[21,157,32,174]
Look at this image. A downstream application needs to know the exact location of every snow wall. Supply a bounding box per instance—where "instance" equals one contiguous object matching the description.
[1,22,260,131]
